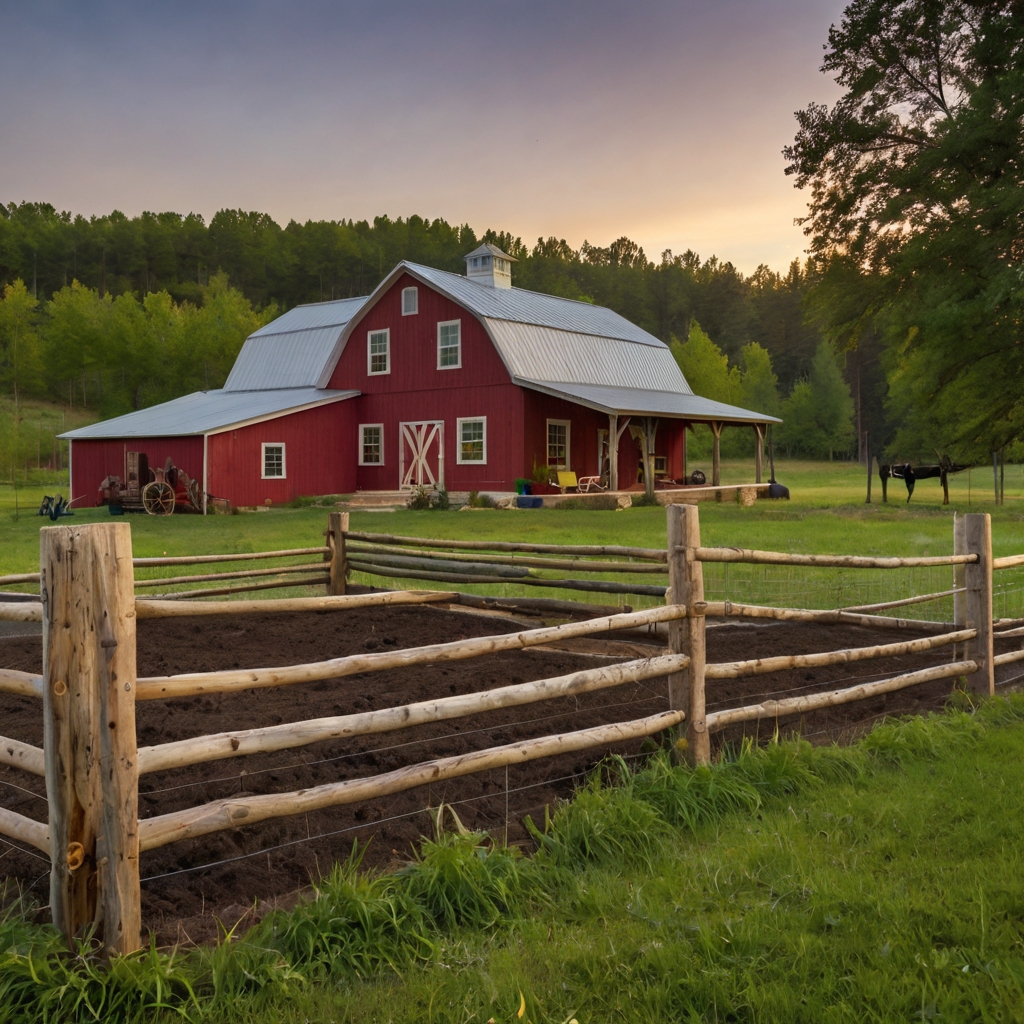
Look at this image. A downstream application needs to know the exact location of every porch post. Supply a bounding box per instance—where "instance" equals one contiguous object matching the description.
[642,417,658,502]
[754,424,764,484]
[711,421,723,488]
[608,414,619,492]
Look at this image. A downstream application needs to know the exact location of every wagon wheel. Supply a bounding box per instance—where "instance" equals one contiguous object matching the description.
[187,478,202,511]
[142,480,175,516]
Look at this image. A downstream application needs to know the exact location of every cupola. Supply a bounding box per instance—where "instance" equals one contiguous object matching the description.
[464,243,516,289]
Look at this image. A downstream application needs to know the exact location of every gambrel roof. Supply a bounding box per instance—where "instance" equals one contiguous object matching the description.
[64,258,779,441]
[324,262,779,424]
[224,296,367,391]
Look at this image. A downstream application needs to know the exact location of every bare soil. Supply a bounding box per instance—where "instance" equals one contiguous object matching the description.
[0,603,1017,944]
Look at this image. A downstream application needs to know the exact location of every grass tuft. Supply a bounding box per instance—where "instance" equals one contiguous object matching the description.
[6,697,1024,1021]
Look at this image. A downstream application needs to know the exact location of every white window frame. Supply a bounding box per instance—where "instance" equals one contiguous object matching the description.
[401,286,418,316]
[437,319,462,370]
[359,423,385,466]
[367,328,390,376]
[456,417,487,465]
[546,419,571,470]
[261,442,286,479]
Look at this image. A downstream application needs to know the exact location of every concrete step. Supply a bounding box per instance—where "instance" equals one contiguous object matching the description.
[340,491,408,509]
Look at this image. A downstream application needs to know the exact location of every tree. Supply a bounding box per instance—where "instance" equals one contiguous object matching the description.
[671,321,743,405]
[0,280,41,412]
[740,342,781,419]
[671,321,746,459]
[786,1,1024,453]
[777,343,856,459]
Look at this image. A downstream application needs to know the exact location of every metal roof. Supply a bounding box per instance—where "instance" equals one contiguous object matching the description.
[224,296,367,391]
[400,263,663,346]
[483,321,692,392]
[464,242,517,263]
[61,388,358,440]
[249,296,367,337]
[518,380,781,424]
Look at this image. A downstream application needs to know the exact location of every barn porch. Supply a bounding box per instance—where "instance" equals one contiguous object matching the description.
[521,382,782,499]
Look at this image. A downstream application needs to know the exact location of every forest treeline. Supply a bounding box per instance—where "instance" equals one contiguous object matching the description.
[0,201,867,474]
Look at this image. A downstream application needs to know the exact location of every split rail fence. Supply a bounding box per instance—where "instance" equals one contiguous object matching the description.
[0,506,1017,957]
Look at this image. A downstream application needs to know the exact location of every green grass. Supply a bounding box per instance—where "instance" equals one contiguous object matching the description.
[5,459,1024,615]
[5,697,1024,1023]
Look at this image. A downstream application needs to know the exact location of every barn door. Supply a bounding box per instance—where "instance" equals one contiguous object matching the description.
[399,421,445,490]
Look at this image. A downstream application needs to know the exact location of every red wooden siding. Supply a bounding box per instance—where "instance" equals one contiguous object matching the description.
[329,272,511,394]
[352,385,524,491]
[329,272,525,490]
[70,437,204,508]
[206,400,358,506]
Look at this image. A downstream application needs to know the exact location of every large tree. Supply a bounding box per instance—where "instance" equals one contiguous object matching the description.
[786,1,1024,456]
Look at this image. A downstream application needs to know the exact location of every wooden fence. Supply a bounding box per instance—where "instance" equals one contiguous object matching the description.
[0,507,1012,957]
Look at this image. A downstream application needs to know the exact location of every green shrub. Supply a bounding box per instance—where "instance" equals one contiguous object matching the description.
[406,486,431,510]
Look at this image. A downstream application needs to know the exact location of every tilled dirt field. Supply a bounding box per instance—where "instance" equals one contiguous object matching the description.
[1,603,1019,944]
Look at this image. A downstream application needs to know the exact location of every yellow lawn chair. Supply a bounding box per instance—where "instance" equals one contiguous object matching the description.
[556,471,579,493]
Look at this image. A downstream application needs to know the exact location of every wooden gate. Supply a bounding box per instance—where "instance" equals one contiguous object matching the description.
[399,421,444,490]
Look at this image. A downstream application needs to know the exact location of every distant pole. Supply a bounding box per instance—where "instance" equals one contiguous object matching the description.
[865,433,871,503]
[994,451,999,505]
[1000,446,1006,505]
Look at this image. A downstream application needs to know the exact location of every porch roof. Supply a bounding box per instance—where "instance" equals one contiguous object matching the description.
[518,380,781,424]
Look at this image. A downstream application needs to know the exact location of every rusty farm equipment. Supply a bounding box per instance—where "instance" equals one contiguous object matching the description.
[99,453,204,515]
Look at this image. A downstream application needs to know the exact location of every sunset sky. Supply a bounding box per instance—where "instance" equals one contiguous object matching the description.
[2,0,846,273]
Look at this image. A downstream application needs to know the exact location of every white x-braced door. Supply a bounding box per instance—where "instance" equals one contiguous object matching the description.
[399,421,445,490]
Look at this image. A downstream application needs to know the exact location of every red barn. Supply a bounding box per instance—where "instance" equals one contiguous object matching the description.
[63,245,778,507]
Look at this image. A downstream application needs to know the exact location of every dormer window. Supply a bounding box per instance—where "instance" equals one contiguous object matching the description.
[402,287,418,315]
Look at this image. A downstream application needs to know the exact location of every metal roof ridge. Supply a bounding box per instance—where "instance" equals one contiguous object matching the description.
[291,295,369,308]
[479,315,666,349]
[250,323,351,338]
[404,260,635,312]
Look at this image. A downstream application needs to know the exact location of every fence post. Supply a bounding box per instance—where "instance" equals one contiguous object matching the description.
[666,504,709,765]
[327,511,349,596]
[40,522,140,955]
[963,512,994,696]
[953,514,966,661]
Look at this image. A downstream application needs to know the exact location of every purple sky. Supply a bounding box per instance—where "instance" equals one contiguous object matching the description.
[2,0,845,272]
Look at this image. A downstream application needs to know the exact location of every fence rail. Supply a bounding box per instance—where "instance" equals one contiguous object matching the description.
[694,546,978,569]
[0,507,1011,957]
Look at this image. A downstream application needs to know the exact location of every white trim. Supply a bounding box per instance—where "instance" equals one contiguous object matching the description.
[401,286,418,316]
[399,420,445,490]
[67,438,74,507]
[202,433,208,514]
[546,418,571,470]
[456,416,487,465]
[261,442,286,479]
[359,423,385,466]
[367,328,391,376]
[437,319,462,370]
